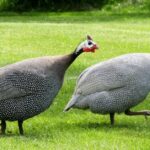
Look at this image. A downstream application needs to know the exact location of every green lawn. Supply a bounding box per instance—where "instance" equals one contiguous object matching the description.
[0,11,150,150]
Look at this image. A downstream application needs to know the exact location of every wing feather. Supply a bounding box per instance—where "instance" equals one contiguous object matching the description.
[76,62,136,96]
[0,71,48,100]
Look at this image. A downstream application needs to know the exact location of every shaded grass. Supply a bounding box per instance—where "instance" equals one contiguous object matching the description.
[0,11,150,150]
[0,11,150,23]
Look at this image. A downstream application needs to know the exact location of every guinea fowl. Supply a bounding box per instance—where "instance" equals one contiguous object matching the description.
[64,53,150,125]
[0,35,98,135]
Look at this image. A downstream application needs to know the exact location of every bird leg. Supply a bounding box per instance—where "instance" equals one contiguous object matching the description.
[18,120,24,135]
[125,109,150,119]
[1,120,6,134]
[110,113,115,125]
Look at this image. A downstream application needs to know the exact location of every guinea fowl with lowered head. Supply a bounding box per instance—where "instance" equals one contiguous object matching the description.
[64,53,150,125]
[0,35,98,135]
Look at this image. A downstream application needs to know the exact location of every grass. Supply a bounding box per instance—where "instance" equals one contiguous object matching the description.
[0,11,150,150]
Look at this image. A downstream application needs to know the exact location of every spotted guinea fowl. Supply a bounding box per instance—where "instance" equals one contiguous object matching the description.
[64,53,150,125]
[0,35,98,135]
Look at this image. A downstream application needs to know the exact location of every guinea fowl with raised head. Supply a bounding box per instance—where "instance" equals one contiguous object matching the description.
[64,53,150,125]
[0,35,98,135]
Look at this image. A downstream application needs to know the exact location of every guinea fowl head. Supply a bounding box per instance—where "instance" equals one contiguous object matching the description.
[55,35,99,80]
[61,35,99,72]
[74,35,99,55]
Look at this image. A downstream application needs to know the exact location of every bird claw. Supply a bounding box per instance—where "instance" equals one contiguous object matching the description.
[144,111,150,120]
[145,111,150,115]
[145,115,148,120]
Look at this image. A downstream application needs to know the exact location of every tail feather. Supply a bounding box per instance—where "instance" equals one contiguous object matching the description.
[64,95,77,112]
[64,105,72,112]
[64,101,75,111]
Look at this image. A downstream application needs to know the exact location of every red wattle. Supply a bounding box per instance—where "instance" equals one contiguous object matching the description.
[83,47,91,52]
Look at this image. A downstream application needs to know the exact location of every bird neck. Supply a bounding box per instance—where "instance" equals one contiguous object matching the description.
[52,48,83,80]
[67,48,83,66]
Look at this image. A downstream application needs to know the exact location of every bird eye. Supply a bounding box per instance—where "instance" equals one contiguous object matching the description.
[88,41,92,45]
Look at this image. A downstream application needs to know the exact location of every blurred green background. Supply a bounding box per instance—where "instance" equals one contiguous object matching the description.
[0,0,150,12]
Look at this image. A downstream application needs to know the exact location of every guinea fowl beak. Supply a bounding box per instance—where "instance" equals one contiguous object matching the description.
[90,44,99,53]
[94,44,99,50]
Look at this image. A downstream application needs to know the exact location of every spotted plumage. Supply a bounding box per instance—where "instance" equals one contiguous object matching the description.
[64,53,150,125]
[0,35,98,134]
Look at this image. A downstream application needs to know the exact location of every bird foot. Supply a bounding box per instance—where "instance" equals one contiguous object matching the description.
[0,120,6,135]
[143,111,150,120]
[125,109,150,117]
